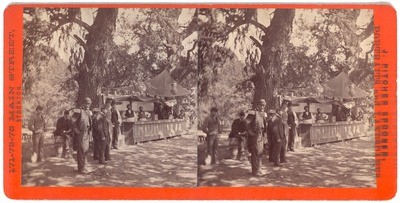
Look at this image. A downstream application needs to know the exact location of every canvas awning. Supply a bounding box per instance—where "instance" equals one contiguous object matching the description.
[144,69,191,97]
[283,96,336,104]
[322,72,369,99]
[282,96,351,110]
[103,94,159,103]
[106,69,191,98]
[298,72,369,99]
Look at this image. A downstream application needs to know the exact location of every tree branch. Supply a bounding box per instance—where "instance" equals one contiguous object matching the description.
[357,20,374,41]
[355,44,374,85]
[248,19,269,33]
[249,36,262,49]
[219,20,248,39]
[73,34,87,50]
[186,41,198,63]
[70,17,92,30]
[54,17,91,32]
[218,17,268,41]
[181,9,199,39]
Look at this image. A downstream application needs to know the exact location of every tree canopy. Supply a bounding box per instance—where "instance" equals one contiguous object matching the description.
[22,8,373,127]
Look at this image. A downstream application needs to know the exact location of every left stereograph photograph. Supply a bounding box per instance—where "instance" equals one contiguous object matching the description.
[21,8,198,187]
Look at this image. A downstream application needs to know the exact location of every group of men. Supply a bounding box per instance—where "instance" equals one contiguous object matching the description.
[202,99,299,176]
[28,98,123,174]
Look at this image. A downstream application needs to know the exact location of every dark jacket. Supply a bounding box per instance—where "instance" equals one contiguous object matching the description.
[267,115,286,143]
[96,112,110,140]
[111,109,120,125]
[336,110,347,121]
[125,110,135,118]
[287,110,298,127]
[302,111,312,119]
[55,116,72,136]
[229,118,247,138]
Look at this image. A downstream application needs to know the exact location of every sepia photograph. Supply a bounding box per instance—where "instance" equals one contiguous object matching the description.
[21,8,198,187]
[3,1,397,200]
[21,6,375,189]
[197,8,376,187]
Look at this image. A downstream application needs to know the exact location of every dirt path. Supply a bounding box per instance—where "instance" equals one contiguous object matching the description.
[21,132,376,188]
[198,134,376,187]
[22,134,197,187]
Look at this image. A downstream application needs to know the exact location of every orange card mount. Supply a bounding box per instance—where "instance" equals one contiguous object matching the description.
[3,3,397,200]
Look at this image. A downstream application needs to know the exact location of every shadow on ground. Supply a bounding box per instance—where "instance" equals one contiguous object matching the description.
[22,134,197,187]
[198,134,376,187]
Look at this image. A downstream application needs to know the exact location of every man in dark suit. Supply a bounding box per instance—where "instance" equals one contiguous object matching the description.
[229,111,248,160]
[55,110,73,158]
[267,109,286,167]
[91,108,101,161]
[335,105,348,121]
[246,99,267,176]
[302,106,312,120]
[125,104,135,118]
[110,100,121,149]
[94,106,111,164]
[287,102,298,152]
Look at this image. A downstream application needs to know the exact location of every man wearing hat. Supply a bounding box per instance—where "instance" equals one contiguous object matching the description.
[28,105,47,163]
[245,99,267,176]
[267,109,286,166]
[73,97,93,174]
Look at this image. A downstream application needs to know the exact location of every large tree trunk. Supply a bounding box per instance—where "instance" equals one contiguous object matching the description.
[253,9,295,110]
[76,8,118,107]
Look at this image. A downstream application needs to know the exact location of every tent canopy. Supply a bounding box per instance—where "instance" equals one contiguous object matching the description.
[103,95,159,103]
[283,96,336,104]
[322,72,369,99]
[144,69,191,97]
[107,69,191,97]
[298,72,369,99]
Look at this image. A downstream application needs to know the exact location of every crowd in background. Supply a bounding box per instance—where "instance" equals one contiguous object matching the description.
[202,99,369,177]
[28,98,124,174]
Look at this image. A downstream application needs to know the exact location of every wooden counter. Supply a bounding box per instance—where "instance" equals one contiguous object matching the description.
[122,119,188,145]
[298,121,368,147]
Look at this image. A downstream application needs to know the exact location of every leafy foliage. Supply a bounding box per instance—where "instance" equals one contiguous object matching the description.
[114,8,198,88]
[287,9,374,88]
[23,8,199,125]
[22,46,76,126]
[22,8,373,128]
[198,45,252,126]
[197,8,373,126]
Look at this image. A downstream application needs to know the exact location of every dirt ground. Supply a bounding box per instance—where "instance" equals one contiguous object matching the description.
[21,134,197,187]
[198,133,376,187]
[21,131,376,188]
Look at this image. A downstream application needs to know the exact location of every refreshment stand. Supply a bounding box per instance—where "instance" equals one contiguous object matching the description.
[284,72,371,147]
[101,70,191,145]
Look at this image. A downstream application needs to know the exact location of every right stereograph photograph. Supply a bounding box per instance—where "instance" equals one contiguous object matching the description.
[197,8,375,187]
